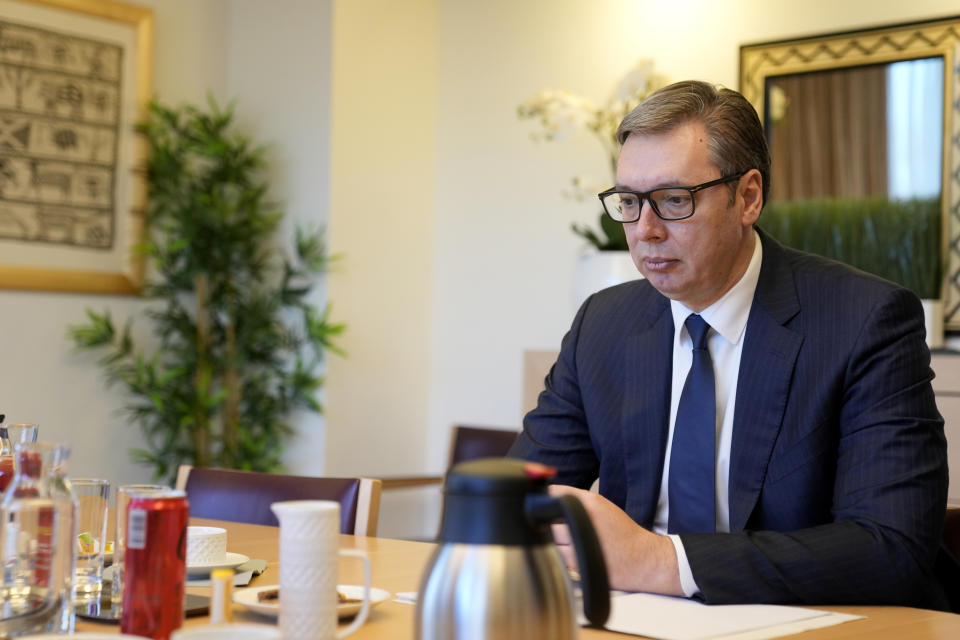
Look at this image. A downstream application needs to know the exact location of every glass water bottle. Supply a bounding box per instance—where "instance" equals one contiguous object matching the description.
[0,443,77,636]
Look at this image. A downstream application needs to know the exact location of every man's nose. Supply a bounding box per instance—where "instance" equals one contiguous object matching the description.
[626,199,665,242]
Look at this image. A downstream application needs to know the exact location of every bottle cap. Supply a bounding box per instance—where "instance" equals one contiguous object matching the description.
[209,568,234,624]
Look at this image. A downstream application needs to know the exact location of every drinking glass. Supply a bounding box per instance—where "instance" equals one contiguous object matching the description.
[71,478,110,601]
[111,483,168,605]
[0,424,39,492]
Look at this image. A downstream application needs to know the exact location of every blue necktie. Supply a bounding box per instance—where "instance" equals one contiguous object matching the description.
[668,314,716,534]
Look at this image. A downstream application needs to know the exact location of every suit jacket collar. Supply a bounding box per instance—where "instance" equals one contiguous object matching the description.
[727,228,804,531]
[622,292,673,527]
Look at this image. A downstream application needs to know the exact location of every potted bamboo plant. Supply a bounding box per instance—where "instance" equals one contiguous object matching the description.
[68,97,344,480]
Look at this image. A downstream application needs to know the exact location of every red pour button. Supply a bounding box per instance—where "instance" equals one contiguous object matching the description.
[523,462,557,480]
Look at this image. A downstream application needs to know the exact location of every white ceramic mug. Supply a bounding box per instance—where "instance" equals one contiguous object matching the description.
[271,500,372,640]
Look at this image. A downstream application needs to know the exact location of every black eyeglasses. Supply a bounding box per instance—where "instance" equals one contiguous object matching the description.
[597,172,747,222]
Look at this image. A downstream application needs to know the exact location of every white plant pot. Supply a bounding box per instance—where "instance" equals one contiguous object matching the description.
[572,251,643,311]
[922,299,944,349]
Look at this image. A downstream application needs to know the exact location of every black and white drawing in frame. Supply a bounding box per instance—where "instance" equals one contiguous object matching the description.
[0,0,151,295]
[0,18,121,250]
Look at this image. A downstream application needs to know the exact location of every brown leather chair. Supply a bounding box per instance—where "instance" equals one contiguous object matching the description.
[945,508,960,558]
[939,507,960,612]
[175,465,381,535]
[447,424,520,468]
[380,424,520,490]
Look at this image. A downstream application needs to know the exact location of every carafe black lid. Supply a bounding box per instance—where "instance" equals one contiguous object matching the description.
[438,458,558,545]
[444,458,556,496]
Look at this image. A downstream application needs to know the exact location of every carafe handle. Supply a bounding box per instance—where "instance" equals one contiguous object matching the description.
[526,493,610,628]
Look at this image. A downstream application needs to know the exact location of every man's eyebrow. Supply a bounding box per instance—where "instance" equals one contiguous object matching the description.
[614,180,677,191]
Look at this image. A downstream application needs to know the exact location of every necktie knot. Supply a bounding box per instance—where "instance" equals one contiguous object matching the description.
[685,314,711,350]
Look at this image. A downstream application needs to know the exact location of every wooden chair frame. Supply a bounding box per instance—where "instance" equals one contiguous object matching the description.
[380,424,518,490]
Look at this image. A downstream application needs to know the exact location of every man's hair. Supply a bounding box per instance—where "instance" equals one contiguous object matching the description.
[616,80,770,208]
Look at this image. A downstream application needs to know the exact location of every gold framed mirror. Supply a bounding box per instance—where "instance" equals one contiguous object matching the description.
[740,15,960,331]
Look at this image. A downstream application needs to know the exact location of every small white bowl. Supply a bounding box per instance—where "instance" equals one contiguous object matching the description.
[186,526,227,566]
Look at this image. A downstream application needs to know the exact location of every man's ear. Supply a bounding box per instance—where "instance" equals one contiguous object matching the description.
[739,169,763,227]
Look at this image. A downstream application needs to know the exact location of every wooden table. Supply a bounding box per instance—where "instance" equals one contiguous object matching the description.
[77,518,960,639]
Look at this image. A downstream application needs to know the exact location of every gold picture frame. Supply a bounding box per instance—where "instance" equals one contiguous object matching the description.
[0,0,153,294]
[740,15,960,330]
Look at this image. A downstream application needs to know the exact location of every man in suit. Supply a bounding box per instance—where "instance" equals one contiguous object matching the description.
[510,80,953,609]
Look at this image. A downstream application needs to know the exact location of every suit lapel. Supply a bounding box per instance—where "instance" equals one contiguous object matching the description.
[728,231,803,532]
[621,296,673,528]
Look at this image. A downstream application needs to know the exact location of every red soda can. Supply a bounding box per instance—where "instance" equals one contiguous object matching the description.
[120,489,189,640]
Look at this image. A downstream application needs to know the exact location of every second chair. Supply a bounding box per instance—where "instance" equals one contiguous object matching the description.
[175,465,382,535]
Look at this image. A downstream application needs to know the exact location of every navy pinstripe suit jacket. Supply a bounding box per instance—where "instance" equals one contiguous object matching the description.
[511,228,953,609]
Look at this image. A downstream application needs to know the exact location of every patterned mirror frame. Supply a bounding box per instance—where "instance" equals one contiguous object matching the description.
[740,15,960,331]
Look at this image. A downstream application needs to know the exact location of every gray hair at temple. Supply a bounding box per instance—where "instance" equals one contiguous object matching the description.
[616,80,771,209]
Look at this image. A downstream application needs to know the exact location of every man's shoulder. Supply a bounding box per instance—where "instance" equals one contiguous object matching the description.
[571,277,670,335]
[761,230,908,301]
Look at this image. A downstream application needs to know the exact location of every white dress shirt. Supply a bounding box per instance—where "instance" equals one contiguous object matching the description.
[651,230,763,596]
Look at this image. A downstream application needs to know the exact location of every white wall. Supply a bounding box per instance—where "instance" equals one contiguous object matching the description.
[324,0,439,537]
[222,0,334,476]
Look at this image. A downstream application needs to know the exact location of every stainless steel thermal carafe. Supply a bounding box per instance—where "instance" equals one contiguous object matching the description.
[416,458,609,639]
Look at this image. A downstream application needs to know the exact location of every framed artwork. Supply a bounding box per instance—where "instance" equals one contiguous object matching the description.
[0,0,153,294]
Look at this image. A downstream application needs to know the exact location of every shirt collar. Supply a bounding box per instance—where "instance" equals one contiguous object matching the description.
[670,229,763,345]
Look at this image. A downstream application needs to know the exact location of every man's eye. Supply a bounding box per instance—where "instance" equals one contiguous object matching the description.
[619,195,639,208]
[656,190,692,208]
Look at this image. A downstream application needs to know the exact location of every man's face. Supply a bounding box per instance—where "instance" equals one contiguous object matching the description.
[617,121,762,311]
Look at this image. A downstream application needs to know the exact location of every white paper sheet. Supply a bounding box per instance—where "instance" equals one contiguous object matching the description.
[596,593,863,640]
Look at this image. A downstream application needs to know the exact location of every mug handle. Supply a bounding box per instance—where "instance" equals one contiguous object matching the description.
[336,549,372,639]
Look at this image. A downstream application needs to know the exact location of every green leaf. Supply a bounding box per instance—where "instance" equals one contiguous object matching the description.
[571,213,628,252]
[67,310,116,349]
[295,226,336,273]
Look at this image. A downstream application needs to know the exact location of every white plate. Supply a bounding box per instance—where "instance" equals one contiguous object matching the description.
[233,584,391,619]
[187,551,250,576]
[27,635,144,639]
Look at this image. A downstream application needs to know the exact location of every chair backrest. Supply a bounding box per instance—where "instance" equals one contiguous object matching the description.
[940,507,960,612]
[945,508,960,559]
[377,425,520,492]
[447,425,519,469]
[175,465,381,536]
